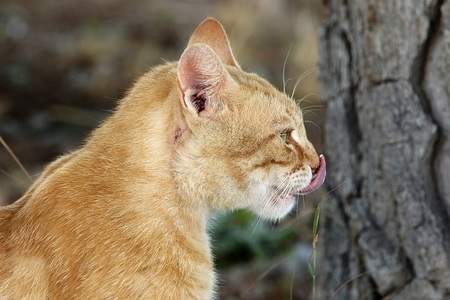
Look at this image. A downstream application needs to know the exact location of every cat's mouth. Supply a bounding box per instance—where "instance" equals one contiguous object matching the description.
[296,154,326,196]
[271,155,326,199]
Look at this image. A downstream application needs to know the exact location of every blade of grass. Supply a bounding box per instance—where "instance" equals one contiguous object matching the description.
[310,203,321,300]
[289,268,296,300]
[330,272,368,300]
[312,203,321,236]
[0,135,32,182]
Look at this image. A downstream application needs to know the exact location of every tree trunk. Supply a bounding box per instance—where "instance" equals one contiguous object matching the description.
[318,0,450,299]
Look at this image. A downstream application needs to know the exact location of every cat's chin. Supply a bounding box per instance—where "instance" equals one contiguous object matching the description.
[251,191,296,221]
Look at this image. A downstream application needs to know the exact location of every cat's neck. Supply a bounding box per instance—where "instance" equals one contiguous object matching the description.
[75,63,211,232]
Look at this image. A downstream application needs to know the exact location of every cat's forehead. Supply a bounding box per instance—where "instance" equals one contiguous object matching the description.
[227,67,277,95]
[226,67,303,125]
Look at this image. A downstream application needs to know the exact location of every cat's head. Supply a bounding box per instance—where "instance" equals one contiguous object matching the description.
[175,18,325,221]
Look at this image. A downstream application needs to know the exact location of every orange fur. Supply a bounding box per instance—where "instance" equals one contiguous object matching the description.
[0,18,324,299]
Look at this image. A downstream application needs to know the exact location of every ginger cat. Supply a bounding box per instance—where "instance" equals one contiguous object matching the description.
[0,18,326,299]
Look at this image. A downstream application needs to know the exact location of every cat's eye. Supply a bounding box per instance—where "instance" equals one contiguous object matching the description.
[278,129,292,143]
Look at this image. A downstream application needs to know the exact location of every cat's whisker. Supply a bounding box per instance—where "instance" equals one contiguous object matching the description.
[296,195,308,222]
[301,194,307,211]
[292,181,349,222]
[284,78,295,94]
[269,176,290,197]
[282,179,295,199]
[301,196,309,219]
[282,180,296,218]
[303,120,322,133]
[249,212,263,237]
[289,67,318,100]
[282,43,293,95]
[264,193,278,216]
[302,110,320,120]
[268,176,296,222]
[294,93,318,107]
[301,106,324,119]
[274,187,290,218]
[271,176,291,199]
[324,179,349,196]
[301,100,325,112]
[301,103,325,111]
[295,195,301,221]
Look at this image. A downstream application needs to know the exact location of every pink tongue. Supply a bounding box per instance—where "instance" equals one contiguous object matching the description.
[297,155,326,195]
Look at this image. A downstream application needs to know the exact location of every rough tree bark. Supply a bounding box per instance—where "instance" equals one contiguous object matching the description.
[318,0,450,299]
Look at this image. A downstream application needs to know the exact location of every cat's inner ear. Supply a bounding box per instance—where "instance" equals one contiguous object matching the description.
[188,18,240,68]
[177,44,235,118]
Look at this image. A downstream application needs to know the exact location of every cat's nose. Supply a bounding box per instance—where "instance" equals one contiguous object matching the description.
[304,146,320,171]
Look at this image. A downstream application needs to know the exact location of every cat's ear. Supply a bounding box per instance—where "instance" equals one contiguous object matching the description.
[177,43,236,118]
[188,18,240,68]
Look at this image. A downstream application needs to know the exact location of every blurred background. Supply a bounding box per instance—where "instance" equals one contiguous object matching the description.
[0,0,324,298]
